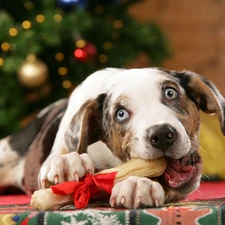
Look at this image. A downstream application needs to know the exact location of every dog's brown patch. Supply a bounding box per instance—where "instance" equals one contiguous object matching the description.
[24,99,68,193]
[179,99,200,138]
[161,79,201,140]
[171,71,225,134]
[162,97,201,173]
[103,94,133,161]
[109,127,133,162]
[65,95,105,154]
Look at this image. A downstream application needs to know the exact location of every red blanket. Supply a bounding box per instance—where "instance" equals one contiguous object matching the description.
[1,181,225,205]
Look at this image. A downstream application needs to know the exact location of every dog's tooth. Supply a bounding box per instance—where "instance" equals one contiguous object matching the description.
[74,172,79,182]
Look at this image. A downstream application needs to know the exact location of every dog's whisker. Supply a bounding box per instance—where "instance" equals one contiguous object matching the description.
[198,145,204,152]
[190,137,200,147]
[189,139,200,151]
[189,147,198,156]
[215,152,225,161]
[197,123,217,141]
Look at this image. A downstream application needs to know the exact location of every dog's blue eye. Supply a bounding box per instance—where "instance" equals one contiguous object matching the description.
[165,88,177,100]
[116,108,129,122]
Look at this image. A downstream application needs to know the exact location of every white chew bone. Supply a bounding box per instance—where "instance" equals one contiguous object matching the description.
[30,157,167,210]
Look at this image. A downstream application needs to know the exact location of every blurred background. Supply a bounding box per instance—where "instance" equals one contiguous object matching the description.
[130,0,225,95]
[0,0,170,137]
[0,0,225,138]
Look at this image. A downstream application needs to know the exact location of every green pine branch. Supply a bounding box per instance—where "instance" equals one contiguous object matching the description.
[0,0,170,138]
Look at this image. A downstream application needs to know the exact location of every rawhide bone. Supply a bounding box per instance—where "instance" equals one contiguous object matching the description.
[30,157,167,210]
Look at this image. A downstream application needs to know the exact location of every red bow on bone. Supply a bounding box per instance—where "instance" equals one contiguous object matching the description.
[51,172,117,209]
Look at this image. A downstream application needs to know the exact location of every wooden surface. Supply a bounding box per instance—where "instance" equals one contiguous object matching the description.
[129,0,225,96]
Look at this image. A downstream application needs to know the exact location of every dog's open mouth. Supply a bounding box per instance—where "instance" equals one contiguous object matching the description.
[163,156,200,189]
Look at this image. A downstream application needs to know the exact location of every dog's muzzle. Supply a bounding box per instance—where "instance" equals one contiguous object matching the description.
[149,124,177,151]
[148,124,202,189]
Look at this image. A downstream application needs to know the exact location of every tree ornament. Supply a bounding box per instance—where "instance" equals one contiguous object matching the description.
[74,42,97,62]
[17,54,48,88]
[74,49,88,61]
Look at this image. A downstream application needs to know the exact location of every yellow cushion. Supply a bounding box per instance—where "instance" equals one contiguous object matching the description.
[200,112,225,180]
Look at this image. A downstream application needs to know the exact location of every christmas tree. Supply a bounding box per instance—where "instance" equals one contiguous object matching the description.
[0,0,170,138]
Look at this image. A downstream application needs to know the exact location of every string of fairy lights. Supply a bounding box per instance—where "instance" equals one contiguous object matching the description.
[0,0,124,93]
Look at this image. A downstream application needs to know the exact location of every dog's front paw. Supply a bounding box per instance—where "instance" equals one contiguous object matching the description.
[110,176,165,209]
[39,152,95,188]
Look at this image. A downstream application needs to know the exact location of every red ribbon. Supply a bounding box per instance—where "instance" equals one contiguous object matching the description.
[51,172,117,209]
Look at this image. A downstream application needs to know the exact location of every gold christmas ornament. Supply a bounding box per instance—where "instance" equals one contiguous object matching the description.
[18,54,48,88]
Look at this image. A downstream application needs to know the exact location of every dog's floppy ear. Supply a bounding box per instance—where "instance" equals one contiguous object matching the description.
[174,70,225,134]
[65,94,106,153]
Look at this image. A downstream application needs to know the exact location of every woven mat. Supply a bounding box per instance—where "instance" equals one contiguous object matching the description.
[1,182,225,225]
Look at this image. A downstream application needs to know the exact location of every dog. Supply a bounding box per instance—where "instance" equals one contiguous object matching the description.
[0,67,225,209]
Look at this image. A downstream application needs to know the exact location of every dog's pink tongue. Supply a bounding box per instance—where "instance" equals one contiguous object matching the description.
[164,158,194,189]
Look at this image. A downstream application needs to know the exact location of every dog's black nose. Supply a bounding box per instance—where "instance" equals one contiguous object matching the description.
[149,124,177,151]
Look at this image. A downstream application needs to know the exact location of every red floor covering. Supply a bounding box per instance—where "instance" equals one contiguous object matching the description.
[1,181,225,205]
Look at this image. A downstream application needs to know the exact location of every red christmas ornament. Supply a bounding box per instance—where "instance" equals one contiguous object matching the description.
[84,42,97,57]
[74,42,97,62]
[74,49,87,61]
